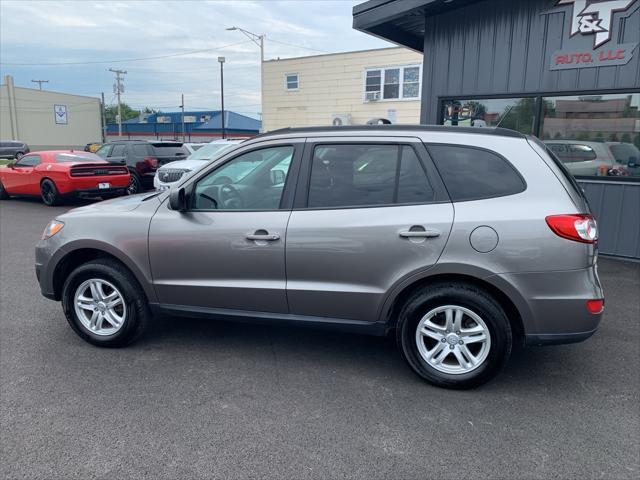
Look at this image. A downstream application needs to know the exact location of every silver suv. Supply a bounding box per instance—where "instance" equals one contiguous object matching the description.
[36,126,603,388]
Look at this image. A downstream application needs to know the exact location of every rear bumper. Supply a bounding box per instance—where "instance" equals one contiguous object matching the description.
[69,187,127,198]
[489,265,604,346]
[525,328,598,346]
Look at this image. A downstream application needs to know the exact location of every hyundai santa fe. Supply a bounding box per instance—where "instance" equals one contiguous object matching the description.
[35,126,603,389]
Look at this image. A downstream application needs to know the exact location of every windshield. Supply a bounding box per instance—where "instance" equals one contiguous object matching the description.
[188,142,237,161]
[55,152,103,163]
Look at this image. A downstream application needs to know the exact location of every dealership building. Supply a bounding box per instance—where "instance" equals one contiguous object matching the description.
[353,0,640,259]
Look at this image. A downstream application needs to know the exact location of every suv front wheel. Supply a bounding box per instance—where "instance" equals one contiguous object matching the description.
[396,283,512,389]
[61,259,150,347]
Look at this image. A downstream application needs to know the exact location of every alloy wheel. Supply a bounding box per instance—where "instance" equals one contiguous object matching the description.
[415,305,491,375]
[73,278,127,336]
[127,175,140,195]
[41,182,55,205]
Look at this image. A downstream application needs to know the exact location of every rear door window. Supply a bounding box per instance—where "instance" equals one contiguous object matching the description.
[427,145,525,202]
[307,144,435,208]
[132,144,152,156]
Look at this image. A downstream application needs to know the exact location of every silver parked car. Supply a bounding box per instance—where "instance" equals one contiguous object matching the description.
[543,139,632,177]
[153,139,242,191]
[36,126,603,389]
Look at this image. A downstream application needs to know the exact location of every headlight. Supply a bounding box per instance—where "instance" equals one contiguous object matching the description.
[42,220,64,240]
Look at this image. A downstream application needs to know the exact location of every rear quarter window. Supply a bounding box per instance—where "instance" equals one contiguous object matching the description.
[427,144,525,202]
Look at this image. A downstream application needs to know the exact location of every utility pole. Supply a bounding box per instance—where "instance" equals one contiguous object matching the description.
[109,68,127,137]
[180,93,185,142]
[100,92,107,143]
[218,57,226,139]
[31,79,49,90]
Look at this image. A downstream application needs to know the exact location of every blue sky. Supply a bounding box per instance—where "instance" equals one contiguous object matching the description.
[0,0,392,118]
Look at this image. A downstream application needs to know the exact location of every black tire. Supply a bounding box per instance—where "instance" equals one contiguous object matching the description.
[14,151,24,160]
[396,283,512,389]
[40,179,62,206]
[0,181,9,200]
[61,258,150,347]
[127,173,142,195]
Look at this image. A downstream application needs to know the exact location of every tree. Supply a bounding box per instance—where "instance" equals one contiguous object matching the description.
[104,103,141,124]
[498,98,537,134]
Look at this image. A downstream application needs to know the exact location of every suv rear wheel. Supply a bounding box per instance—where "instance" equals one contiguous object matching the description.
[61,259,150,347]
[396,283,512,389]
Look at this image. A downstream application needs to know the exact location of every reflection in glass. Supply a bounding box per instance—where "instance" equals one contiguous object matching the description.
[541,94,640,178]
[442,98,536,135]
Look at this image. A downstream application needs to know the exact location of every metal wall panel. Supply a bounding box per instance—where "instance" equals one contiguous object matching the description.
[579,181,640,259]
[420,0,640,124]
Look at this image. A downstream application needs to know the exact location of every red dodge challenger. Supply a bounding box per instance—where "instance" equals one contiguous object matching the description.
[0,150,130,206]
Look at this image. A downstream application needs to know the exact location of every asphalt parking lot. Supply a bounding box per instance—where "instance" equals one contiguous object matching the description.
[1,198,638,480]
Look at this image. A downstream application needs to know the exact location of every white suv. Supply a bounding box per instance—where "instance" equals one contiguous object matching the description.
[154,139,242,190]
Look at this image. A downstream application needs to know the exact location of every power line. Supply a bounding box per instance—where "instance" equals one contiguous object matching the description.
[267,38,330,54]
[0,40,254,66]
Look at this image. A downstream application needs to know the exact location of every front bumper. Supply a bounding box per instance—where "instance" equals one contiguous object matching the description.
[35,236,63,301]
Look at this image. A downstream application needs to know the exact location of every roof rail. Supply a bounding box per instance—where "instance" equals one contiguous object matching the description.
[254,124,526,139]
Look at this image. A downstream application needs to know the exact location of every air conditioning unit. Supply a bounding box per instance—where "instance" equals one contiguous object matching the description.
[365,91,381,102]
[331,113,352,126]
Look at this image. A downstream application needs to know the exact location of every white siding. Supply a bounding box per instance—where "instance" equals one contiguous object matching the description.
[262,47,424,132]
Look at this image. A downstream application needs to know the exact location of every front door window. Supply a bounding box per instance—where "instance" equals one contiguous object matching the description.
[192,145,293,210]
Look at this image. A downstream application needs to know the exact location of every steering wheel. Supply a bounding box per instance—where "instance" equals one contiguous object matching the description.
[219,184,244,209]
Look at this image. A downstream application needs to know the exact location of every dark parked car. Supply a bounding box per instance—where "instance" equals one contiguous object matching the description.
[0,140,30,159]
[95,140,189,193]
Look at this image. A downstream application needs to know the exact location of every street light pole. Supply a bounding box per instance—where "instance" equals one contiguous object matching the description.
[226,26,264,131]
[218,56,226,139]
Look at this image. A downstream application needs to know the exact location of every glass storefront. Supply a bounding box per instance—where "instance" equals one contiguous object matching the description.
[441,92,640,179]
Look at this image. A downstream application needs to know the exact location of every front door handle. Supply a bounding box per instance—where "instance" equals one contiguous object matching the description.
[399,228,441,239]
[246,231,280,241]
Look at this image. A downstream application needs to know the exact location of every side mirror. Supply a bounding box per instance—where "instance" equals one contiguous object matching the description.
[169,187,188,212]
[270,169,285,185]
[8,161,16,169]
[628,156,637,168]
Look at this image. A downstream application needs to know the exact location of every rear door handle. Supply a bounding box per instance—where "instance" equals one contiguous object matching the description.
[246,232,280,241]
[399,229,441,238]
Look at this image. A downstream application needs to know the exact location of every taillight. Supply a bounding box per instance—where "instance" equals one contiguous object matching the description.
[545,214,598,244]
[586,299,604,314]
[144,156,158,168]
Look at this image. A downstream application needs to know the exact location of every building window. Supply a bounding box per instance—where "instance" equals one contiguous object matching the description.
[285,73,299,91]
[442,97,536,134]
[541,93,640,179]
[440,92,640,181]
[364,65,421,101]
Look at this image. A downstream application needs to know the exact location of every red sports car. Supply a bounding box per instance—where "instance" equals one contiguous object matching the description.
[0,150,130,206]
